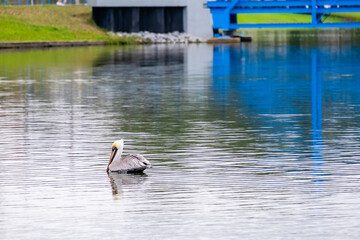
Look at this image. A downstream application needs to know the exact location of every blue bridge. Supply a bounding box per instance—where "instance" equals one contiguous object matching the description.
[207,0,360,32]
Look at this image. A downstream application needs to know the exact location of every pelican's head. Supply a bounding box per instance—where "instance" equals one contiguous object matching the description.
[112,139,124,151]
[107,139,124,173]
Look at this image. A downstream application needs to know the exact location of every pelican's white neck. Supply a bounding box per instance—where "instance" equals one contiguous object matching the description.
[117,143,124,156]
[112,139,124,158]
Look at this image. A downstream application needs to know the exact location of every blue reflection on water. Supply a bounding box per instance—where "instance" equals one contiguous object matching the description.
[312,50,323,183]
[211,43,360,174]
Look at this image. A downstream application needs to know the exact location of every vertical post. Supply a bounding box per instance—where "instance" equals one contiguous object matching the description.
[4,0,6,6]
[18,0,20,5]
[312,0,317,24]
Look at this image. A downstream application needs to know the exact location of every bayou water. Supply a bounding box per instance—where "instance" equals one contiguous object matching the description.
[1,29,360,239]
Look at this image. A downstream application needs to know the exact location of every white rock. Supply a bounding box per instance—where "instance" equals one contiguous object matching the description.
[115,31,207,44]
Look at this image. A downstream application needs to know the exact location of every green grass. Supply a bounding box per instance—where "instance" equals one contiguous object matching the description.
[237,13,347,24]
[0,5,136,43]
[332,13,360,21]
[0,15,87,41]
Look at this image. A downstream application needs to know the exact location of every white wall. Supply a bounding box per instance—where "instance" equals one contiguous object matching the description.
[186,0,213,38]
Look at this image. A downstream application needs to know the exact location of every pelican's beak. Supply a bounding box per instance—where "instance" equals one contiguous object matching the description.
[106,147,117,173]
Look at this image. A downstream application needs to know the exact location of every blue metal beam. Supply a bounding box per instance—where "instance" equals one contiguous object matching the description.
[207,0,360,8]
[316,8,360,13]
[230,22,360,29]
[230,8,360,14]
[312,0,317,24]
[230,8,311,14]
[225,0,241,11]
[208,1,312,7]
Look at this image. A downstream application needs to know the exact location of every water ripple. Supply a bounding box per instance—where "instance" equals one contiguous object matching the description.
[1,37,360,239]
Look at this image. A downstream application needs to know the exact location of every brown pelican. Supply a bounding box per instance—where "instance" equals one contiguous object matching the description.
[106,139,152,173]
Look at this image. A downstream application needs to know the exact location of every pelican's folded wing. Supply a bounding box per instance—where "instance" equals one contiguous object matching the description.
[109,154,151,173]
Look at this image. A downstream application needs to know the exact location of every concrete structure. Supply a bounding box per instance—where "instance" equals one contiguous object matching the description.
[88,0,213,38]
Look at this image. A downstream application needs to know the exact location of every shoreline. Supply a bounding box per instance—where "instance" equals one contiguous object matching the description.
[0,40,106,49]
[0,38,244,50]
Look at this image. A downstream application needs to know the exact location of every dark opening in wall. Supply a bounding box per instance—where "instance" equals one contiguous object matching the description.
[165,7,184,33]
[92,7,184,33]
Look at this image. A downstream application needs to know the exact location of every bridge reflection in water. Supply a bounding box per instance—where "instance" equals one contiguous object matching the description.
[212,45,332,181]
[311,50,323,183]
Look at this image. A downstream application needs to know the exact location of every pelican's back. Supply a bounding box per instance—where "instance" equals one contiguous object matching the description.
[109,154,152,173]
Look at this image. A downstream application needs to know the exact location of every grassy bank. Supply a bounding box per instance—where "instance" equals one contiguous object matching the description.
[237,13,347,24]
[0,5,135,44]
[332,13,360,21]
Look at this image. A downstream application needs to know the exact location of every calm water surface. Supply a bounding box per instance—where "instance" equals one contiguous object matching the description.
[1,29,360,239]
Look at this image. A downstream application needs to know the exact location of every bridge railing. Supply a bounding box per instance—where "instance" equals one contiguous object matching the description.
[207,0,360,34]
[208,0,360,7]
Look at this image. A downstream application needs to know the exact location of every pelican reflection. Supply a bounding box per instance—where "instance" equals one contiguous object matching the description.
[108,172,148,197]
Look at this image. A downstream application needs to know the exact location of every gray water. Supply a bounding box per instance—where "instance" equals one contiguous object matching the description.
[1,29,360,239]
